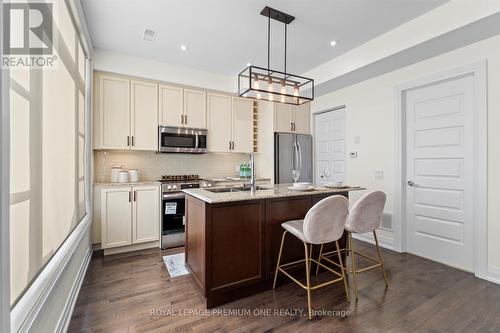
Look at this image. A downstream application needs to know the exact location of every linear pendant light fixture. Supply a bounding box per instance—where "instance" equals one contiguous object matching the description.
[238,6,314,105]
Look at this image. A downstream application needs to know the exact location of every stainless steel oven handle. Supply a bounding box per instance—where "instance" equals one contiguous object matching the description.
[162,193,185,200]
[195,133,199,149]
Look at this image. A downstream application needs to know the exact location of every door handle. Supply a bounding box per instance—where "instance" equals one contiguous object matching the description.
[184,114,187,124]
[131,136,134,146]
[127,136,130,146]
[407,180,416,186]
[134,190,137,201]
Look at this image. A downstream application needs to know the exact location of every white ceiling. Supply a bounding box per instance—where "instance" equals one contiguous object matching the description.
[81,0,448,76]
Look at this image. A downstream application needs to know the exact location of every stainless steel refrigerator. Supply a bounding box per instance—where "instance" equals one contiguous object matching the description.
[274,133,313,184]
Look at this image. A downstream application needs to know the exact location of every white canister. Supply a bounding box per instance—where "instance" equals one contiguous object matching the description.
[118,170,129,183]
[128,169,139,182]
[110,166,122,183]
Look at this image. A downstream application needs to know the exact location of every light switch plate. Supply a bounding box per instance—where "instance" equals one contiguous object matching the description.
[374,170,384,180]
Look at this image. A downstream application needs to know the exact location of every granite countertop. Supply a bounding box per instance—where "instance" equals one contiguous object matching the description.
[93,180,161,187]
[183,184,366,203]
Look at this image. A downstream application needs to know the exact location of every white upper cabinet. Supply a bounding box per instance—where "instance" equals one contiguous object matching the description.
[184,89,207,129]
[159,84,184,127]
[95,73,158,151]
[292,103,310,134]
[131,80,158,150]
[274,103,293,133]
[207,93,232,152]
[273,102,310,134]
[207,94,254,153]
[132,185,160,244]
[98,75,130,149]
[231,97,254,153]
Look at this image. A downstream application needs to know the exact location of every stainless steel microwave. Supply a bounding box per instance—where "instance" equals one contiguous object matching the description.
[158,126,208,153]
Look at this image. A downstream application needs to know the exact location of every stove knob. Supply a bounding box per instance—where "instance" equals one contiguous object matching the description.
[208,183,212,187]
[203,182,208,188]
[167,185,172,190]
[172,185,178,190]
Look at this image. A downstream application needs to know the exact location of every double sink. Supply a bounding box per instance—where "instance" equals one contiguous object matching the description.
[206,186,273,193]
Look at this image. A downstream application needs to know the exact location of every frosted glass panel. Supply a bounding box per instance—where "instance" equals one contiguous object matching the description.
[9,0,88,305]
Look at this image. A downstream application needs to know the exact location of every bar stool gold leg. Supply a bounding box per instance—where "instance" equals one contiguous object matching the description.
[304,242,313,320]
[273,231,288,290]
[315,244,324,276]
[373,230,388,287]
[309,244,313,276]
[348,232,359,300]
[336,240,350,302]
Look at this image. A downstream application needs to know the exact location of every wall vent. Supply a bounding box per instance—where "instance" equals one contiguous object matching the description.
[380,211,393,230]
[143,29,156,41]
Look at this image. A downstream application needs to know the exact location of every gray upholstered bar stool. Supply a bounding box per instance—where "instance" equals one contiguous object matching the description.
[273,195,350,320]
[319,190,388,300]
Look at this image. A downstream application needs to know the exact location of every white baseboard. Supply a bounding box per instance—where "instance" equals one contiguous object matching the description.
[56,243,92,333]
[485,266,500,285]
[352,232,395,251]
[103,241,159,255]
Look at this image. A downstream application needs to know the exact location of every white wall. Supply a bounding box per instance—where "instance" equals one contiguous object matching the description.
[93,49,236,93]
[311,34,500,276]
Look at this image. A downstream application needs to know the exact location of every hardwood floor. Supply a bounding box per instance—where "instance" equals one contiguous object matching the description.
[69,241,500,332]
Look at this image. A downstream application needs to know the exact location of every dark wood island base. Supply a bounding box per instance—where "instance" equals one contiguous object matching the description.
[184,188,362,308]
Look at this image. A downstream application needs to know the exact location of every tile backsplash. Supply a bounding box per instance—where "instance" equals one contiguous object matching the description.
[94,150,250,182]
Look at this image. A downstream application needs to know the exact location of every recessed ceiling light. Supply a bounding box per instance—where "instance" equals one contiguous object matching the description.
[246,62,252,67]
[329,40,337,47]
[180,45,188,51]
[143,29,156,41]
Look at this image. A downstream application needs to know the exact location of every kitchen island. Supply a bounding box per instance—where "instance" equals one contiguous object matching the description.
[183,184,365,308]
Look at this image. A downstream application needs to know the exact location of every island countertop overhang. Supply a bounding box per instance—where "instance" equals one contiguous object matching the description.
[183,184,366,204]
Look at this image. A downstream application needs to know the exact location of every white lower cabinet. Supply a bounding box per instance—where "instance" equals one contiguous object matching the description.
[100,184,159,249]
[132,185,160,243]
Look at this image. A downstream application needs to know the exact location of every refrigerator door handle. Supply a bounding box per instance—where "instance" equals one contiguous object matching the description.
[297,140,302,170]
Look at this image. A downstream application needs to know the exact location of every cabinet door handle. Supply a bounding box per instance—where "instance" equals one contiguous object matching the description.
[181,114,184,124]
[229,141,232,150]
[291,123,293,131]
[293,123,296,131]
[134,190,137,201]
[127,136,130,146]
[131,136,134,146]
[231,141,234,150]
[184,114,187,124]
[128,191,131,202]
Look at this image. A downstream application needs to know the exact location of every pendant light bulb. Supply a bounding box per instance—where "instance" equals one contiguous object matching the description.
[256,92,262,99]
[253,74,260,89]
[280,80,286,94]
[293,83,299,97]
[267,77,273,92]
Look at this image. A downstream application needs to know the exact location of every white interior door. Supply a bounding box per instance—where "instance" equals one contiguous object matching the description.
[405,75,474,272]
[314,109,345,185]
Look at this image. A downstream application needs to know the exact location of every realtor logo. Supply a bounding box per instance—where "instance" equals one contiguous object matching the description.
[2,1,57,68]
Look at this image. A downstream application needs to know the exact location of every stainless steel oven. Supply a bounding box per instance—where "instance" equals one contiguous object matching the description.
[160,175,201,249]
[158,126,207,153]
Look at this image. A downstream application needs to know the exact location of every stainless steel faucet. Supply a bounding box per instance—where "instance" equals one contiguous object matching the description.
[246,153,257,191]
